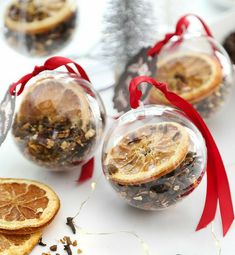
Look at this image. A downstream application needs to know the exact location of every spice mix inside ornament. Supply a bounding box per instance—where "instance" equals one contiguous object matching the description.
[4,0,77,56]
[102,76,234,236]
[11,57,106,172]
[148,14,234,119]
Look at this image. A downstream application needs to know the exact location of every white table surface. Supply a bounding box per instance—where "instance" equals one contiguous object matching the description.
[0,2,235,255]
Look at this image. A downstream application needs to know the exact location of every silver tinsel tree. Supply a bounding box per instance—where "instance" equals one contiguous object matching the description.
[102,0,157,67]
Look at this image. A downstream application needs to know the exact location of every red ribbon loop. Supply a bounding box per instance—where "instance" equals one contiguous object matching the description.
[147,14,213,57]
[9,56,90,96]
[129,76,234,236]
[32,65,46,76]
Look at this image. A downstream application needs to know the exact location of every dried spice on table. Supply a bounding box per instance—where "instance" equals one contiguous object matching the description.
[40,236,81,255]
[38,237,47,247]
[50,245,57,251]
[61,236,80,255]
[66,217,76,234]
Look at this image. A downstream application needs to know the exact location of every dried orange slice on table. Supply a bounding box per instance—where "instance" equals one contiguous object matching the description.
[0,178,60,235]
[0,231,42,255]
[149,53,222,104]
[105,122,189,185]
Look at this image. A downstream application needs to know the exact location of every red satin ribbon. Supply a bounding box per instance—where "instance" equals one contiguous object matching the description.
[77,158,95,183]
[9,56,90,96]
[9,56,94,183]
[147,14,213,57]
[129,76,234,236]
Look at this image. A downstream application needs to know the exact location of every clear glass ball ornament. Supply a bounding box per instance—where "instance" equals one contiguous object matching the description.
[102,105,207,210]
[12,71,106,171]
[148,34,234,119]
[3,0,78,57]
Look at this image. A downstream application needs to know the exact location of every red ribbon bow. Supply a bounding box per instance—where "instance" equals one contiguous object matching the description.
[129,76,234,236]
[147,14,213,57]
[9,56,94,183]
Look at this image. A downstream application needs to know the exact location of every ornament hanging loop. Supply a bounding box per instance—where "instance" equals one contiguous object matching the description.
[32,65,45,76]
[129,76,169,109]
[180,13,213,37]
[9,56,90,96]
[147,13,214,57]
[9,56,97,183]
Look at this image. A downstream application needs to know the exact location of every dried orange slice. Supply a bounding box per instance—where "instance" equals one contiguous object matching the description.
[0,231,42,255]
[16,76,91,131]
[0,178,60,235]
[104,122,189,185]
[149,53,222,104]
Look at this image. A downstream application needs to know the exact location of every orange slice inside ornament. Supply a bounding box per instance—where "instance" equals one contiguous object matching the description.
[104,122,189,185]
[149,53,222,104]
[16,76,92,131]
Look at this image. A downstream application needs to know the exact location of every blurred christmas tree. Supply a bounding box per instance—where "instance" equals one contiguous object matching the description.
[102,0,157,67]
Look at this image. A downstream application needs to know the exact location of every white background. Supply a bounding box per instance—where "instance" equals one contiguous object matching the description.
[0,1,235,255]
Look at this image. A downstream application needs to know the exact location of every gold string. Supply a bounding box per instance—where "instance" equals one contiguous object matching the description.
[72,175,152,255]
[211,222,222,255]
[71,160,234,255]
[73,177,99,219]
[209,160,235,255]
[75,224,151,255]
